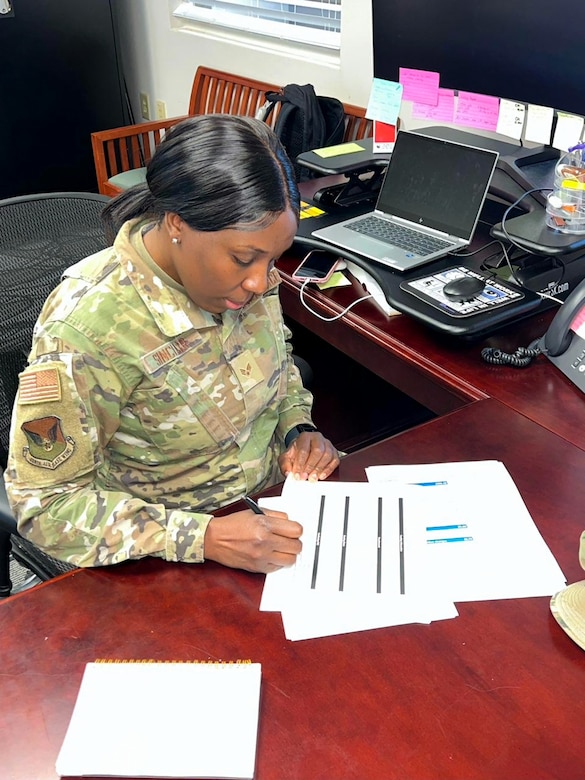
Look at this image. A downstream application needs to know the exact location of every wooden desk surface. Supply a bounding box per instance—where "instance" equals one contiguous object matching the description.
[278,252,585,451]
[2,399,585,780]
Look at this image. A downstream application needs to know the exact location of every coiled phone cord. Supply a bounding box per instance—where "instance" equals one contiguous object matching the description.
[481,341,542,368]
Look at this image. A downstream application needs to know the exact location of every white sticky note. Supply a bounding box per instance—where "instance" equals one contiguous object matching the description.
[496,99,526,140]
[552,113,585,152]
[524,104,554,145]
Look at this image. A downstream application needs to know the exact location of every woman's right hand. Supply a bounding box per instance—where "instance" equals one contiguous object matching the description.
[203,509,302,573]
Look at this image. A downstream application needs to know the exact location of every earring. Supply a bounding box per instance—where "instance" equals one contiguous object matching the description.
[171,237,181,245]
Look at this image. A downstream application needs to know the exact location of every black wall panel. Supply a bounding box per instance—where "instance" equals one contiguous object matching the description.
[372,1,585,119]
[0,0,129,198]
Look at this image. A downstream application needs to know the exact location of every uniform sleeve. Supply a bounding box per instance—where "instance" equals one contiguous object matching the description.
[4,328,212,568]
[275,319,317,441]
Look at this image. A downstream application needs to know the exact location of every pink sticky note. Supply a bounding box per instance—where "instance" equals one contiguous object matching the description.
[399,67,440,106]
[412,88,455,122]
[455,91,499,131]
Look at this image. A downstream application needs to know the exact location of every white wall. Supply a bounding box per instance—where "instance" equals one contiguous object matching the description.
[113,1,373,125]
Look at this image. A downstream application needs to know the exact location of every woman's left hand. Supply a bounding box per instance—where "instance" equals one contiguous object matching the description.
[279,432,340,482]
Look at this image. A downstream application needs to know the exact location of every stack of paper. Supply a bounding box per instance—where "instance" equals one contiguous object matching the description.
[260,462,566,641]
[56,661,262,778]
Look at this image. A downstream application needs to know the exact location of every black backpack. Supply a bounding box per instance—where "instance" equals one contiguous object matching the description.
[263,83,345,182]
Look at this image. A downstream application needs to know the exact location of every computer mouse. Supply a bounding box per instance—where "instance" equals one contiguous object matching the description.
[442,275,486,302]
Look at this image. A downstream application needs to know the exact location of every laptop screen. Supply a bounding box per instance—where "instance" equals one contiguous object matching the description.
[376,132,498,239]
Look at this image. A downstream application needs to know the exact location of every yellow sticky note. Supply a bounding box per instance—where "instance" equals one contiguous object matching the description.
[299,201,326,219]
[313,142,365,158]
[317,272,351,290]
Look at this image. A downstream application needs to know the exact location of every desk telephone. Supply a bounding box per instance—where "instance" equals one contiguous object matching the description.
[483,276,585,390]
[537,276,585,392]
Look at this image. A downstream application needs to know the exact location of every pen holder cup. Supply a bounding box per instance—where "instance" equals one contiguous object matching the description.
[546,150,585,234]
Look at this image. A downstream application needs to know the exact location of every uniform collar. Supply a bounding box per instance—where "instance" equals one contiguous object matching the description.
[114,219,281,338]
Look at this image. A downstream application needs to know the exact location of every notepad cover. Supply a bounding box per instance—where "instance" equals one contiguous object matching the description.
[56,661,262,778]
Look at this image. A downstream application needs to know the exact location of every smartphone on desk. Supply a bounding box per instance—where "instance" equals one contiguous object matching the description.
[292,250,342,283]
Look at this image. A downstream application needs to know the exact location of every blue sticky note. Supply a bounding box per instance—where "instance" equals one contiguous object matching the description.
[366,78,403,125]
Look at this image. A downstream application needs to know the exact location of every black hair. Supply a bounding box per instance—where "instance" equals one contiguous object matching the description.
[102,114,300,239]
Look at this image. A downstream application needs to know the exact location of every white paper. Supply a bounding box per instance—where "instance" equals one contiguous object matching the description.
[365,461,566,602]
[344,260,401,316]
[56,662,262,778]
[259,464,565,640]
[280,590,458,642]
[260,479,457,640]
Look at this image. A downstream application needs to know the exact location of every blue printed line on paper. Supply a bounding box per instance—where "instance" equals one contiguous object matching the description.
[427,536,474,545]
[426,524,468,531]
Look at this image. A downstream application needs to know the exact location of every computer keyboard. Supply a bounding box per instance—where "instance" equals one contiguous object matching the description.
[348,215,452,256]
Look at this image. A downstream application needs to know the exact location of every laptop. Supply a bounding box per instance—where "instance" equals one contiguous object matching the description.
[311,131,499,272]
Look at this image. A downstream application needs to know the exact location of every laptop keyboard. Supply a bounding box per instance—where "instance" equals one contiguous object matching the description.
[348,215,453,256]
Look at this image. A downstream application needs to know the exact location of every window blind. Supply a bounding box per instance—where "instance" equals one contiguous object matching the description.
[173,0,341,49]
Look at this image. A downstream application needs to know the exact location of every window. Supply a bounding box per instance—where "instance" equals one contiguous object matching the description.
[173,1,341,49]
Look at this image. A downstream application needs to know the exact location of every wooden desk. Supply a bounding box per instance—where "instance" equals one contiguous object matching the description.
[278,250,585,451]
[2,399,585,780]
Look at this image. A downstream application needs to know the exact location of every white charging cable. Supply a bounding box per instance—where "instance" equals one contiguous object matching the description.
[298,278,373,322]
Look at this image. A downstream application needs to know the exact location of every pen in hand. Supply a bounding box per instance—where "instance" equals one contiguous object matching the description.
[243,496,265,515]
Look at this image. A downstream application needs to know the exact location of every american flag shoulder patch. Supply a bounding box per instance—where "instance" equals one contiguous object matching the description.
[18,368,61,405]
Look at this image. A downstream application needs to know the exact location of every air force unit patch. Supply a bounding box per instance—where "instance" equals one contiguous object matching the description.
[21,416,75,469]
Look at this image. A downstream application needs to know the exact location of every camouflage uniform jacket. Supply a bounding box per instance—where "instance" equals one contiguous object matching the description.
[5,219,314,567]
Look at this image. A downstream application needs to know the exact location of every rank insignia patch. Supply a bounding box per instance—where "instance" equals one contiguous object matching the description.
[21,416,75,469]
[232,352,263,391]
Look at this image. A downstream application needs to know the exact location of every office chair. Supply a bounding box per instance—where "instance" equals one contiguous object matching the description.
[0,192,111,597]
[0,192,314,597]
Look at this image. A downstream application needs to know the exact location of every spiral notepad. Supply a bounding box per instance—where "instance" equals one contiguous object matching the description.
[56,660,262,779]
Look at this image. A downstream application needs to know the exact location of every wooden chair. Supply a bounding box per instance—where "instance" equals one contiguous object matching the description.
[341,107,373,144]
[91,66,373,196]
[91,68,281,196]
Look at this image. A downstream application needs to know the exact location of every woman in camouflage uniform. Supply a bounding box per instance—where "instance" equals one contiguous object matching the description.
[5,115,339,574]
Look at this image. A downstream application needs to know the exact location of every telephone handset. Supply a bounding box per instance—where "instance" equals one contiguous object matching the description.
[538,276,585,391]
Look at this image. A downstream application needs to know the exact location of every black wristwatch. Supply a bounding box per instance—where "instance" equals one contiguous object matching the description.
[285,423,317,448]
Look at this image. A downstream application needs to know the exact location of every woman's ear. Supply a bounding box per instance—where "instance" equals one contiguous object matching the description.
[164,212,184,242]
